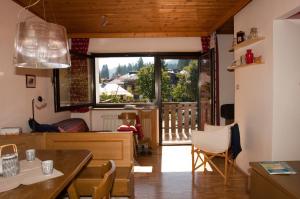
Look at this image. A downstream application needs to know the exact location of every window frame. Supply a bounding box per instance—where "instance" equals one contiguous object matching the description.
[54,52,202,111]
[53,52,95,112]
[92,52,202,108]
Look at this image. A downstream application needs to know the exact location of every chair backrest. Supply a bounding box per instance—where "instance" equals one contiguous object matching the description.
[118,112,137,126]
[92,160,116,199]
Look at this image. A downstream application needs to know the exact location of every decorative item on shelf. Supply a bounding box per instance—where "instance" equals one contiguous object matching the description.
[236,31,245,44]
[248,27,258,40]
[254,56,263,64]
[0,144,20,177]
[13,0,70,69]
[240,55,246,65]
[229,38,237,52]
[245,49,254,64]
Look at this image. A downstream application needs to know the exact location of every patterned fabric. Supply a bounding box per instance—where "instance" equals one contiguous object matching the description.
[201,36,211,53]
[117,115,144,140]
[71,38,89,54]
[53,118,89,132]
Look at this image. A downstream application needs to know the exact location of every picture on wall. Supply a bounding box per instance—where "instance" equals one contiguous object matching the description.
[26,75,36,88]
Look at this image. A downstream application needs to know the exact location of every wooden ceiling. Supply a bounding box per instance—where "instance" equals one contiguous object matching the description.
[13,0,251,38]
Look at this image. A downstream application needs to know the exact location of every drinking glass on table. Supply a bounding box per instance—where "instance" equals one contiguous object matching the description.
[41,160,53,175]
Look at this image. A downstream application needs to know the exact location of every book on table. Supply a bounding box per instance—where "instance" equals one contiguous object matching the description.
[259,161,296,175]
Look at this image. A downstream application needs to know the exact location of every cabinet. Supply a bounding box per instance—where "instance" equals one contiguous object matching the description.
[138,108,159,149]
[249,162,300,199]
[228,36,265,71]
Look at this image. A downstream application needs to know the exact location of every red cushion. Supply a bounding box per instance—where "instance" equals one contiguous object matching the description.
[117,125,137,133]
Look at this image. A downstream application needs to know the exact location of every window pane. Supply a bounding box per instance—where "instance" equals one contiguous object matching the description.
[161,59,199,102]
[95,57,155,104]
[57,54,93,108]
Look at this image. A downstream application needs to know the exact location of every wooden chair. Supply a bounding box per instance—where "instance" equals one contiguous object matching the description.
[117,112,139,156]
[68,160,116,199]
[118,112,137,126]
[191,124,232,185]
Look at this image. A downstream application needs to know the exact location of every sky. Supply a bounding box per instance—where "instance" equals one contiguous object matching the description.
[96,57,154,70]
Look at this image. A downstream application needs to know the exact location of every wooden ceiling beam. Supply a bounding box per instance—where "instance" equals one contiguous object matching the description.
[68,31,209,38]
[209,0,252,34]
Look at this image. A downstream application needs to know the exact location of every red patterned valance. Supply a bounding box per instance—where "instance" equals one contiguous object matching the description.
[71,38,89,54]
[201,36,211,53]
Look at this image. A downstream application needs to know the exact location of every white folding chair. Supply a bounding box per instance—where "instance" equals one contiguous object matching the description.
[191,124,233,184]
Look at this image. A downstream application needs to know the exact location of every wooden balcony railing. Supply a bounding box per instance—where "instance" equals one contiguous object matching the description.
[162,101,211,144]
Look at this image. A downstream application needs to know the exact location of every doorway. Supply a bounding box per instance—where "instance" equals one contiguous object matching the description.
[159,57,199,145]
[159,51,215,145]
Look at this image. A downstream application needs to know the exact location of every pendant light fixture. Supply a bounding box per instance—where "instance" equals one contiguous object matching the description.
[13,0,71,69]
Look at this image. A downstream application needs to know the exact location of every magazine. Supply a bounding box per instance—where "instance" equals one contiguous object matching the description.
[259,161,296,175]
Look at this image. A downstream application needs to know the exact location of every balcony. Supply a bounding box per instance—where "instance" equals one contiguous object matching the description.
[162,101,211,145]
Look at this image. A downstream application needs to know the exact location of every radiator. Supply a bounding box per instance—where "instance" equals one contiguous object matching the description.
[91,111,152,139]
[100,114,122,131]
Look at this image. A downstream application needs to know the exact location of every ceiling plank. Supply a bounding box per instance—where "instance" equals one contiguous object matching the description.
[12,0,245,38]
[209,0,251,34]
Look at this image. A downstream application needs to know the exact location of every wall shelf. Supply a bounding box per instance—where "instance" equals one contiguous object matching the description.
[227,62,265,71]
[229,36,265,52]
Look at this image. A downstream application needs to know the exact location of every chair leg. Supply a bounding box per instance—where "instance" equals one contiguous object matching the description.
[203,155,207,173]
[67,182,80,199]
[133,134,138,158]
[224,150,228,185]
[191,144,195,173]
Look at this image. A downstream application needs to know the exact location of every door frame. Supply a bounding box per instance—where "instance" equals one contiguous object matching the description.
[156,53,202,146]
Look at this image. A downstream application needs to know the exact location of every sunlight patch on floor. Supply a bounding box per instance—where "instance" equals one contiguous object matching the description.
[161,145,212,172]
[134,166,153,173]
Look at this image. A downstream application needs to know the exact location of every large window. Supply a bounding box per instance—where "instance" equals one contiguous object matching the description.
[54,52,203,110]
[95,57,155,105]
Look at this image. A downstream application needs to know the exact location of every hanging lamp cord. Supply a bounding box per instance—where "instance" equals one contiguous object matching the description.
[17,0,42,21]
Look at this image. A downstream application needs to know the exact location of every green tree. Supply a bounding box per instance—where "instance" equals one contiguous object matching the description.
[137,57,144,69]
[161,70,172,101]
[177,60,191,70]
[136,65,172,101]
[127,63,133,72]
[100,64,109,79]
[172,60,198,102]
[136,66,154,100]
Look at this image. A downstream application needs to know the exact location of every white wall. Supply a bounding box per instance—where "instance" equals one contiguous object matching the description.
[0,0,70,132]
[272,19,300,160]
[89,37,202,53]
[217,35,235,125]
[234,0,300,173]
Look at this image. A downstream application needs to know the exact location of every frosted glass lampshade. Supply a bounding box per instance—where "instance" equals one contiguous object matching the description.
[13,21,71,69]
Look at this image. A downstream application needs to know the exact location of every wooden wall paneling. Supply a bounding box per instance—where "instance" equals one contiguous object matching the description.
[45,132,134,167]
[0,134,45,159]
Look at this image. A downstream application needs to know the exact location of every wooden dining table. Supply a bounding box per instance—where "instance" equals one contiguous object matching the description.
[0,149,92,199]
